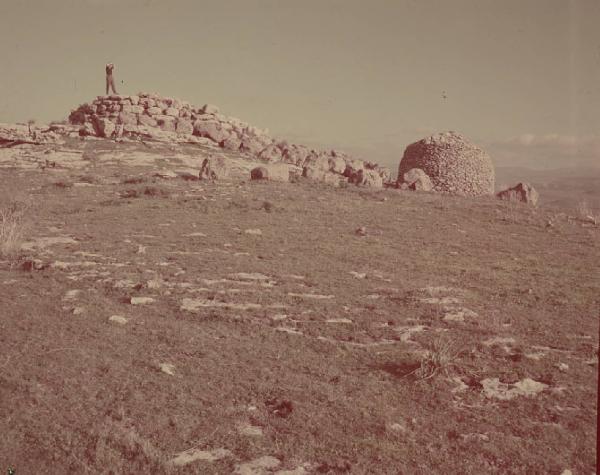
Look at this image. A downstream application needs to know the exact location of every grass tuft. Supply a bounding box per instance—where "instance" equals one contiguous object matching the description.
[0,201,29,259]
[415,336,462,380]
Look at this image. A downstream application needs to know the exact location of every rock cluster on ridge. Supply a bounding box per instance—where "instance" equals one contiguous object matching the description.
[397,131,495,196]
[68,93,391,187]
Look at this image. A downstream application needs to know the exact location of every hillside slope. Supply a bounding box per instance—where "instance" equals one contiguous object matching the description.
[0,137,598,474]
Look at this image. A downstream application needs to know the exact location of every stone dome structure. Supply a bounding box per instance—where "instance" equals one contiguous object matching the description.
[397,131,495,196]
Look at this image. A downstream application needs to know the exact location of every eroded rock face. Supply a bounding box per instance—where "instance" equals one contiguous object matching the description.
[497,182,539,206]
[398,131,495,196]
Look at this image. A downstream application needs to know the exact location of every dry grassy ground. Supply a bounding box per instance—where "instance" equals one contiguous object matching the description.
[0,137,598,474]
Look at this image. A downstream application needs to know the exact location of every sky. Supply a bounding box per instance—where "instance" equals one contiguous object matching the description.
[1,0,599,170]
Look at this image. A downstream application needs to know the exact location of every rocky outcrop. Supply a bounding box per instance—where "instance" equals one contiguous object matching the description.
[497,182,539,206]
[0,123,63,146]
[398,131,495,196]
[68,93,390,188]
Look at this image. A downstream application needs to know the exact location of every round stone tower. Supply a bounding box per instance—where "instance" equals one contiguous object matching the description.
[398,131,495,196]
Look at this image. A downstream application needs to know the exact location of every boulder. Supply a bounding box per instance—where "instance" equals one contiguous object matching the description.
[118,112,138,126]
[281,144,311,166]
[155,115,177,132]
[138,114,157,127]
[222,135,242,151]
[139,98,156,108]
[302,151,329,170]
[78,123,95,137]
[343,159,365,179]
[496,182,539,206]
[129,96,140,105]
[175,119,193,135]
[250,163,291,182]
[92,116,115,138]
[303,166,344,187]
[239,137,265,155]
[193,120,229,143]
[202,104,220,114]
[376,166,392,183]
[328,156,347,174]
[147,106,162,115]
[69,110,87,125]
[123,124,139,134]
[354,169,383,188]
[402,168,433,191]
[165,107,179,117]
[199,156,230,180]
[258,144,282,163]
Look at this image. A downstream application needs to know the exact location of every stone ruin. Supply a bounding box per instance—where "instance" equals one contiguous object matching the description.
[8,96,537,202]
[397,131,495,196]
[68,93,391,188]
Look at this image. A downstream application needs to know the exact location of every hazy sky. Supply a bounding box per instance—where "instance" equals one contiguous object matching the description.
[1,0,599,169]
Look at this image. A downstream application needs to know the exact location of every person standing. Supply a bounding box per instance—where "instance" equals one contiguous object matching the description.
[105,63,118,95]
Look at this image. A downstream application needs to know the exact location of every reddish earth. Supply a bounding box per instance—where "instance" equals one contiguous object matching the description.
[0,137,598,474]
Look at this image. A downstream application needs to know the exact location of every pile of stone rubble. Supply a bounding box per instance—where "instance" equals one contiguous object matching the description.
[68,93,391,187]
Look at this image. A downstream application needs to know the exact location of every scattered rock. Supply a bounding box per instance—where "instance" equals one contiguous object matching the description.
[276,327,303,335]
[109,315,128,325]
[481,378,547,400]
[130,296,155,305]
[169,447,232,467]
[237,423,264,437]
[244,228,262,236]
[235,456,281,475]
[497,182,539,206]
[401,168,434,191]
[181,298,262,311]
[201,104,220,114]
[287,293,334,299]
[229,272,271,281]
[159,363,176,376]
[250,163,293,182]
[443,308,478,322]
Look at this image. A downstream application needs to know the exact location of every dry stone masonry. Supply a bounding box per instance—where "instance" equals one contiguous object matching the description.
[68,93,391,188]
[398,131,495,196]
